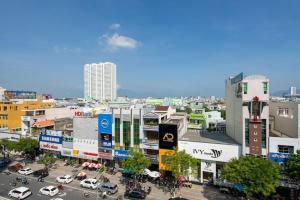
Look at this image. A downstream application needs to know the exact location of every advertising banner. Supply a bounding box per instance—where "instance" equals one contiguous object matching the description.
[159,124,178,150]
[98,148,113,160]
[114,150,128,158]
[39,135,63,144]
[98,114,112,134]
[159,149,174,170]
[4,90,37,100]
[269,152,289,164]
[101,134,112,148]
[39,142,62,152]
[178,141,240,162]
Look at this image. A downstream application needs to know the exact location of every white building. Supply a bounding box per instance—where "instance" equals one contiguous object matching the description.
[84,62,117,102]
[204,111,225,129]
[291,86,297,96]
[226,73,269,156]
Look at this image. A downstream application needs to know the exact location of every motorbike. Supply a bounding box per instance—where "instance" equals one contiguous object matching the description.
[9,181,17,187]
[21,178,29,185]
[16,177,22,182]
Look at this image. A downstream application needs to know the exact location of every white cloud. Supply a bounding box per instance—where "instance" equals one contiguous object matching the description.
[100,33,139,52]
[110,23,120,30]
[53,46,81,53]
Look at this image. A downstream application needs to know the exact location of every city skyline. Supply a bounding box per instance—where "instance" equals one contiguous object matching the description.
[0,1,300,97]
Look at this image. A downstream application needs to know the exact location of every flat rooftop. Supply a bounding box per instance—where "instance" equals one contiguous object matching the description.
[180,129,238,145]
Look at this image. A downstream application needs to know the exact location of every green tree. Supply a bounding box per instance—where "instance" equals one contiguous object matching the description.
[37,153,57,167]
[165,147,198,178]
[122,149,151,176]
[286,150,300,186]
[221,156,280,198]
[220,109,226,119]
[16,138,39,155]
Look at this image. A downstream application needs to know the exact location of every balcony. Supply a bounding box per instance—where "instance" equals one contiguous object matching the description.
[145,154,159,163]
[143,124,159,131]
[140,140,159,150]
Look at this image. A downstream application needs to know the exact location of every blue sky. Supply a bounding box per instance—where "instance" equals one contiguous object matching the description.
[0,0,300,97]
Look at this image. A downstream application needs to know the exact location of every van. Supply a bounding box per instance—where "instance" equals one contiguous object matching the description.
[98,182,118,195]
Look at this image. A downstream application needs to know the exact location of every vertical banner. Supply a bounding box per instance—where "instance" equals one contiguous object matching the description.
[98,114,113,134]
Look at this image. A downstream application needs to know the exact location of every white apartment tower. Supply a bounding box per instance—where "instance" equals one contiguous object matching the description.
[84,62,117,101]
[226,73,269,156]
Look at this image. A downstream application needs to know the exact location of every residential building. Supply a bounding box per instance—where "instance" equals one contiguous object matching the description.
[84,62,117,102]
[226,73,269,156]
[204,111,225,130]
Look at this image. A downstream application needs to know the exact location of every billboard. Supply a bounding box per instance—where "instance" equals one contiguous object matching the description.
[98,114,113,134]
[231,72,243,84]
[39,135,63,144]
[269,152,289,164]
[159,124,178,150]
[4,90,37,100]
[114,150,128,158]
[101,134,112,148]
[159,149,174,170]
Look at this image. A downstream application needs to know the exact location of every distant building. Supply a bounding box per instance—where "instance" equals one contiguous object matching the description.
[290,86,297,96]
[226,73,269,156]
[84,62,117,102]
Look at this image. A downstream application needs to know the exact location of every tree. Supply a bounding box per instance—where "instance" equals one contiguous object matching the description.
[286,150,300,186]
[37,153,57,167]
[165,147,198,178]
[16,138,39,156]
[221,156,280,198]
[220,109,226,119]
[122,149,151,176]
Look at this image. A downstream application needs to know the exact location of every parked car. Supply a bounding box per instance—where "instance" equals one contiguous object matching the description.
[125,189,146,199]
[56,175,73,184]
[80,178,98,189]
[8,163,23,172]
[8,187,32,199]
[39,186,59,196]
[98,182,118,195]
[33,168,49,178]
[18,168,34,175]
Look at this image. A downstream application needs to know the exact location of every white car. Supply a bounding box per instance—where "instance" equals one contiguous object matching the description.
[8,187,32,199]
[18,168,34,175]
[56,175,73,184]
[80,178,98,189]
[39,185,59,196]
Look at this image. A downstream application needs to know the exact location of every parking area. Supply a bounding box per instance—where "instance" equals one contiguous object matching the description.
[0,159,236,200]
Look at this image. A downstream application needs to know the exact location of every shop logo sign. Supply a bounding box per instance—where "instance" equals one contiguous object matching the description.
[163,133,174,142]
[193,149,222,159]
[101,119,109,128]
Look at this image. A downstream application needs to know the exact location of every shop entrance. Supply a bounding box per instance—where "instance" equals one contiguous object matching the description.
[203,171,214,183]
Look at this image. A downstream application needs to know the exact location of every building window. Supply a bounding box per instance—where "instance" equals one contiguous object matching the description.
[245,119,249,146]
[278,145,294,154]
[3,106,7,111]
[243,83,248,94]
[133,119,139,146]
[115,118,120,144]
[263,82,268,94]
[254,131,257,135]
[277,108,289,117]
[261,119,267,148]
[254,138,257,142]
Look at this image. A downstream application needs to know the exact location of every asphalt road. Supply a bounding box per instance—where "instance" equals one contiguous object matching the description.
[0,172,100,200]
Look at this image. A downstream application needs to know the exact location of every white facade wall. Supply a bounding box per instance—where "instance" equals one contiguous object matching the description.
[45,107,79,119]
[84,62,117,102]
[269,137,300,153]
[226,74,269,156]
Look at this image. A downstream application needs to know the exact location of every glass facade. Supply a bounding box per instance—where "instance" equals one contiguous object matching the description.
[245,118,249,146]
[133,119,140,145]
[123,121,130,150]
[261,119,266,148]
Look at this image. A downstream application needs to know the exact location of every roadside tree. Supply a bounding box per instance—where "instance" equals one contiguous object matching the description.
[220,156,280,198]
[37,153,57,167]
[285,150,300,186]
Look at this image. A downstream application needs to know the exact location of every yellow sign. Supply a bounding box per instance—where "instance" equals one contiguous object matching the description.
[72,150,79,155]
[159,149,175,171]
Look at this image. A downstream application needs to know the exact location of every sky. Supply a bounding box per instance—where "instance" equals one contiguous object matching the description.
[0,0,300,98]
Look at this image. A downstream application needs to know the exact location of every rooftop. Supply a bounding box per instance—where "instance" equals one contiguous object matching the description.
[180,129,238,145]
[155,106,169,112]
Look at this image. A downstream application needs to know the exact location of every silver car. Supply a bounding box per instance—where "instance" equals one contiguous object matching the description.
[98,182,118,195]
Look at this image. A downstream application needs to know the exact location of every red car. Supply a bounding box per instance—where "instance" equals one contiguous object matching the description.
[8,163,23,172]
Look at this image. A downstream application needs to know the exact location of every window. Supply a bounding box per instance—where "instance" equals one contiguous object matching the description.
[243,83,248,94]
[245,119,249,146]
[254,131,257,135]
[263,82,268,94]
[278,108,289,117]
[133,119,140,145]
[254,138,257,142]
[123,121,130,150]
[115,118,120,144]
[278,145,294,154]
[3,106,7,111]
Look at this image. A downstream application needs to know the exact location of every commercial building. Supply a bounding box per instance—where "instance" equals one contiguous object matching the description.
[179,130,241,183]
[84,62,117,102]
[226,73,269,156]
[0,99,53,133]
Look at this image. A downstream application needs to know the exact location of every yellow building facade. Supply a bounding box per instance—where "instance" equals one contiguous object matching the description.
[0,100,53,132]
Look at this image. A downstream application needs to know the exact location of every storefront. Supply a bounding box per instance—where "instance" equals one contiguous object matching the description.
[179,140,241,183]
[39,134,63,157]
